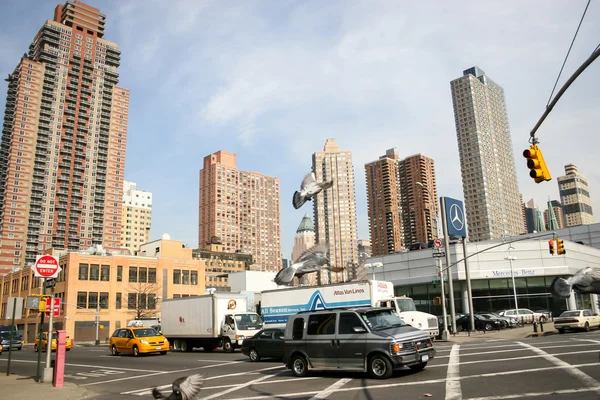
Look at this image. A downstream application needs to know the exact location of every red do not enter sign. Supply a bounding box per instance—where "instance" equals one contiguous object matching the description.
[34,255,61,278]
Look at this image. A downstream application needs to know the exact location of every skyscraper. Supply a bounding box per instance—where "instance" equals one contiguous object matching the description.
[544,200,564,231]
[312,139,358,282]
[450,67,522,241]
[121,181,152,253]
[398,153,438,246]
[198,150,281,271]
[365,148,402,256]
[557,164,594,227]
[524,199,541,233]
[291,213,315,263]
[0,1,128,273]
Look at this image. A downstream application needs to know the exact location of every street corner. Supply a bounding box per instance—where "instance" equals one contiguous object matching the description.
[0,373,98,399]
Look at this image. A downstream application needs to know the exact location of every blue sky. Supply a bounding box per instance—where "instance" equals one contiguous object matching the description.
[1,0,599,259]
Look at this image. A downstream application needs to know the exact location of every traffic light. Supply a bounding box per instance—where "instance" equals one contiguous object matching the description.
[557,239,566,255]
[548,240,555,255]
[38,298,46,312]
[523,144,551,183]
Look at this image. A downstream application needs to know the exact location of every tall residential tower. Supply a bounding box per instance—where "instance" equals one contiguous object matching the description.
[0,1,128,273]
[557,164,594,227]
[450,67,522,241]
[198,151,281,271]
[312,139,358,282]
[121,181,152,253]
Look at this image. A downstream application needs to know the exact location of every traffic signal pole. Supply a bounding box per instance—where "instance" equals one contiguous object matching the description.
[35,279,47,383]
[43,289,55,383]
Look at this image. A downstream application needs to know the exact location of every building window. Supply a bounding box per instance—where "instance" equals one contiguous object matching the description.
[191,271,198,285]
[77,292,87,309]
[88,292,98,309]
[78,263,88,280]
[116,293,121,309]
[100,265,110,281]
[173,270,181,284]
[148,295,156,310]
[90,264,99,280]
[99,292,109,309]
[139,267,147,283]
[138,293,147,309]
[129,266,137,282]
[182,270,190,285]
[127,293,136,309]
[117,265,122,282]
[148,268,156,283]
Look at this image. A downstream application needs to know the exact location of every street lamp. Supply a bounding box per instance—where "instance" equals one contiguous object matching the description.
[504,245,520,325]
[363,262,383,280]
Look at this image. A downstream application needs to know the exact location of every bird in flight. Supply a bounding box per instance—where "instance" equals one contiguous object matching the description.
[152,373,204,400]
[292,172,334,209]
[550,266,600,298]
[274,243,343,285]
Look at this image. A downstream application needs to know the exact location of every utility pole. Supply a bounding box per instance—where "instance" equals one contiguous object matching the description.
[35,279,47,382]
[43,288,55,383]
[95,303,100,346]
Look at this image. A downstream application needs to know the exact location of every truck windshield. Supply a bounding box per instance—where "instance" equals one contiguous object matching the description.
[234,314,263,330]
[359,309,405,331]
[396,298,417,312]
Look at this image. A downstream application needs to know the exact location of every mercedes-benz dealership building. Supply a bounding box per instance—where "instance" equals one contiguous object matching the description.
[367,224,600,318]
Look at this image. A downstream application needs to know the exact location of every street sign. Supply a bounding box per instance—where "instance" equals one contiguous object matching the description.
[433,238,443,249]
[45,278,56,289]
[442,197,467,237]
[432,279,441,285]
[6,297,23,320]
[34,255,61,278]
[45,297,60,317]
[26,296,41,309]
[432,251,445,258]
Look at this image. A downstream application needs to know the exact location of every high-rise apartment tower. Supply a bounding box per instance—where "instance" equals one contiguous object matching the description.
[198,151,281,271]
[0,1,128,273]
[557,164,594,227]
[121,181,152,253]
[450,67,522,241]
[312,139,358,282]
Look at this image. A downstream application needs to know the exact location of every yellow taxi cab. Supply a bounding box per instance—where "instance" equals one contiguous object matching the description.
[109,326,169,357]
[34,331,74,352]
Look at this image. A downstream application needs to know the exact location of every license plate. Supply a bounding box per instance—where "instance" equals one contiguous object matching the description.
[421,354,429,362]
[156,347,161,350]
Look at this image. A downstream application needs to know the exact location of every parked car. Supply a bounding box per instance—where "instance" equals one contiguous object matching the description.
[284,307,435,379]
[241,328,284,362]
[498,308,548,323]
[0,331,23,351]
[554,310,600,333]
[478,312,516,328]
[109,326,168,356]
[34,331,73,352]
[455,314,503,332]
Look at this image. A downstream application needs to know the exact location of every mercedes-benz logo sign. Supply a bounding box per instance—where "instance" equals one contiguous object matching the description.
[450,203,464,231]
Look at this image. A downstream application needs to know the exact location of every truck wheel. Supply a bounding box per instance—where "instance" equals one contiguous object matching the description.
[249,348,260,362]
[180,340,191,352]
[368,354,393,379]
[222,338,233,353]
[291,354,308,377]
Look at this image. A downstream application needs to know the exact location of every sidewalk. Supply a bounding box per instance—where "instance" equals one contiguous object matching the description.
[0,374,97,399]
[437,325,556,343]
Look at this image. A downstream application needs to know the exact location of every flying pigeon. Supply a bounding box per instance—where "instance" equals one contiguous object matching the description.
[550,267,600,298]
[274,243,344,285]
[152,373,204,400]
[292,172,334,209]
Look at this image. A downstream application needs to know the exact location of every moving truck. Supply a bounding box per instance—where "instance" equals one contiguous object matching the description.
[161,293,263,353]
[257,280,439,338]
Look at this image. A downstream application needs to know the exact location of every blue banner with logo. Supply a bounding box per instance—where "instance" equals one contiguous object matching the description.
[443,197,467,237]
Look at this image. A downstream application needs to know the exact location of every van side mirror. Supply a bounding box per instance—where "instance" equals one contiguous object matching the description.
[352,326,367,333]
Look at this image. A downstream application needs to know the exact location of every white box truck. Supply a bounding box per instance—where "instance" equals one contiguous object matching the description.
[257,280,439,338]
[161,293,263,353]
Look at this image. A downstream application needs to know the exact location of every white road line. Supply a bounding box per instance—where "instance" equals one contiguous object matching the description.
[0,358,159,373]
[517,341,600,388]
[309,378,352,400]
[466,387,600,400]
[443,342,598,358]
[225,363,600,400]
[198,374,275,400]
[82,361,245,387]
[428,349,600,368]
[575,338,600,345]
[120,365,285,396]
[445,344,462,400]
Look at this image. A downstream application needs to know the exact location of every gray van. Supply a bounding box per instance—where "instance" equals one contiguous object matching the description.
[283,307,435,379]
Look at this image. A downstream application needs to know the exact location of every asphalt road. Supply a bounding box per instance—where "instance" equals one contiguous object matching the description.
[1,329,600,399]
